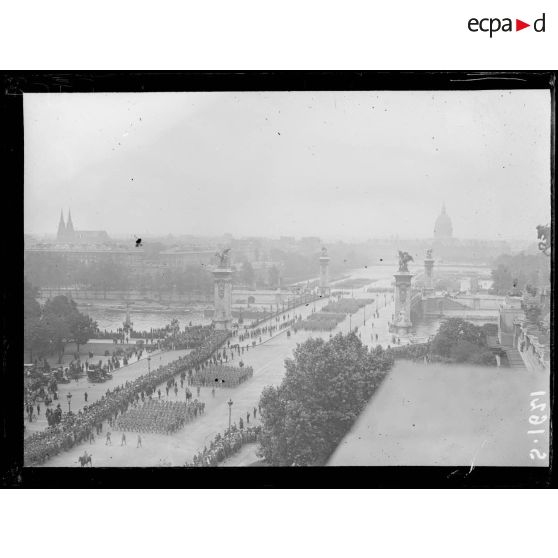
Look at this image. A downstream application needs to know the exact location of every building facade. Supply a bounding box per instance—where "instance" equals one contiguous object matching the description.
[56,210,110,245]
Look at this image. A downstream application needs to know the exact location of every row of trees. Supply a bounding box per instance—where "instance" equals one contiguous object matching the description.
[490,252,550,295]
[237,261,280,289]
[238,245,367,289]
[26,243,367,294]
[25,253,215,296]
[268,247,364,284]
[25,253,131,292]
[257,333,393,466]
[26,252,284,293]
[24,278,97,363]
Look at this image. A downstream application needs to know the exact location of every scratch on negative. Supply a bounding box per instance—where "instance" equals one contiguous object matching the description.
[468,439,488,474]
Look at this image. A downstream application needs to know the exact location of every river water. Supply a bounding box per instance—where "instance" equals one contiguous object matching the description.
[77,262,491,334]
[80,308,211,331]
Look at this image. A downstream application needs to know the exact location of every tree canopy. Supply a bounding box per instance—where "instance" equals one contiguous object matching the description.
[239,262,255,287]
[267,265,280,288]
[24,278,41,320]
[430,318,495,365]
[490,252,550,295]
[258,332,393,466]
[24,252,213,296]
[24,282,97,363]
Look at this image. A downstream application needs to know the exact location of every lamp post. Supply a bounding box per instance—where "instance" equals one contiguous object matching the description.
[228,398,233,433]
[147,356,151,373]
[66,392,72,413]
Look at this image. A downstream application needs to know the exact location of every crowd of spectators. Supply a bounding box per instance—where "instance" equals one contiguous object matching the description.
[23,328,230,466]
[92,326,169,341]
[186,425,262,467]
[160,324,216,350]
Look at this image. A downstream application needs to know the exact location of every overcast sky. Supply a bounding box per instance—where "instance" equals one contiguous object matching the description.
[24,90,550,241]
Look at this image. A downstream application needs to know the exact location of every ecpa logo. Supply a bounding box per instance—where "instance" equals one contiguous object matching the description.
[468,13,546,37]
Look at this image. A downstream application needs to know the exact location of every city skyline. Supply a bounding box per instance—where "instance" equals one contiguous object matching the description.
[24,90,550,241]
[30,207,536,245]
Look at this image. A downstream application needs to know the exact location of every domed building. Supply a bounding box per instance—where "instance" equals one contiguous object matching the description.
[433,203,453,240]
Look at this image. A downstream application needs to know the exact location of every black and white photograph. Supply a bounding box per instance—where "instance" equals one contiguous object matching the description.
[6,73,552,481]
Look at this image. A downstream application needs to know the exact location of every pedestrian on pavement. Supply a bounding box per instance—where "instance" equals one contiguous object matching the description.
[89,431,95,444]
[253,406,257,419]
[37,404,40,416]
[84,392,88,402]
[121,432,127,446]
[196,386,200,398]
[106,431,112,445]
[137,434,142,448]
[246,411,250,424]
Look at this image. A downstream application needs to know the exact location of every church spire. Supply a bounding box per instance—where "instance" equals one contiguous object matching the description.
[57,209,66,240]
[66,209,75,239]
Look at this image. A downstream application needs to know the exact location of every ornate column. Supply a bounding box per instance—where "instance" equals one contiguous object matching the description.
[423,248,435,293]
[213,249,233,331]
[391,251,414,336]
[319,247,331,296]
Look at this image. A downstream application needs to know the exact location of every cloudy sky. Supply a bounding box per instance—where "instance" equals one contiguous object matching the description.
[24,89,550,241]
